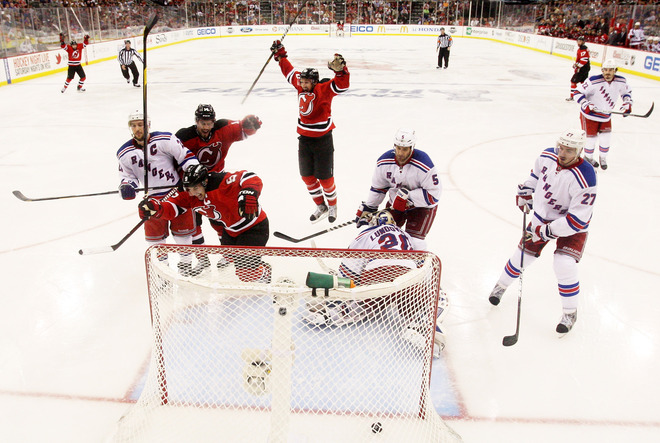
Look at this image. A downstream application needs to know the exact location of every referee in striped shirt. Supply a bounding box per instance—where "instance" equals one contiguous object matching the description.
[436,28,453,69]
[118,40,143,87]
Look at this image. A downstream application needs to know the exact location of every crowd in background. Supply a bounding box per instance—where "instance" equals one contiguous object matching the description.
[2,1,659,55]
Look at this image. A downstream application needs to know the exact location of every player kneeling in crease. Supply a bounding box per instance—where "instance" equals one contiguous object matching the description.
[304,210,448,357]
[488,129,597,335]
[117,110,200,275]
[355,128,441,250]
[138,164,272,283]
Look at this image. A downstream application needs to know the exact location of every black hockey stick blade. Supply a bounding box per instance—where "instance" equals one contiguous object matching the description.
[12,185,173,202]
[502,334,518,347]
[79,219,146,255]
[144,12,159,35]
[611,101,654,118]
[274,219,355,243]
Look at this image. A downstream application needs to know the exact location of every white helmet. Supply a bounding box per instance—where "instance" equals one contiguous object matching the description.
[556,128,586,151]
[602,58,617,70]
[128,109,150,137]
[393,128,416,148]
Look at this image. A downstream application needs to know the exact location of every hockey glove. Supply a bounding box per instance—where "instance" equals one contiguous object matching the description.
[238,188,259,221]
[620,102,632,117]
[84,34,90,44]
[529,223,556,243]
[138,198,162,221]
[355,202,378,227]
[119,183,137,200]
[328,53,346,73]
[270,40,287,61]
[516,184,533,213]
[580,101,596,114]
[59,32,65,43]
[391,187,410,212]
[241,115,262,136]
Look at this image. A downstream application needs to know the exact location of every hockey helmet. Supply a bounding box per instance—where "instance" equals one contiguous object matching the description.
[70,39,77,46]
[602,58,617,70]
[393,128,416,149]
[183,164,209,188]
[300,68,319,83]
[195,104,216,121]
[127,109,151,138]
[370,209,396,227]
[577,35,585,42]
[556,128,586,153]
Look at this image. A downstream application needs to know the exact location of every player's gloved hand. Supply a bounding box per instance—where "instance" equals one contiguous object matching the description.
[620,102,632,117]
[138,198,161,220]
[328,53,346,73]
[241,115,262,136]
[119,183,137,200]
[580,101,595,114]
[516,184,533,213]
[238,188,259,221]
[391,187,410,212]
[528,223,556,243]
[355,202,377,227]
[59,32,65,43]
[270,40,287,61]
[84,34,90,43]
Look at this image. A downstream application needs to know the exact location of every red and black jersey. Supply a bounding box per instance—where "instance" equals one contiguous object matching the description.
[278,57,350,138]
[175,119,248,172]
[61,36,88,66]
[575,44,590,69]
[159,170,266,237]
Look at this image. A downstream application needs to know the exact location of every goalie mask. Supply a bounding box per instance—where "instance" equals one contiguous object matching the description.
[370,209,396,227]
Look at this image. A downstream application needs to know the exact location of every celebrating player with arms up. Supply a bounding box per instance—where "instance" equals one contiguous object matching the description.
[355,128,441,250]
[59,32,89,93]
[489,129,597,335]
[270,40,350,224]
[138,164,271,283]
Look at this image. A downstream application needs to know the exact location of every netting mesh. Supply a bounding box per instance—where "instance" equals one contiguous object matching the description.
[110,245,462,443]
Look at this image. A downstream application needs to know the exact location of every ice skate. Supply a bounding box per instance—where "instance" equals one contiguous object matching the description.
[216,254,231,270]
[177,261,193,277]
[310,203,328,223]
[190,255,211,276]
[584,156,599,168]
[61,87,66,93]
[126,78,130,83]
[434,324,447,357]
[488,284,506,306]
[556,310,577,334]
[565,96,574,101]
[133,83,141,88]
[328,204,337,223]
[599,156,608,170]
[77,87,86,92]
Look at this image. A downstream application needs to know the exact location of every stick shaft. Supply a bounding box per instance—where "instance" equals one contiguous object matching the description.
[79,219,146,255]
[610,102,654,118]
[503,211,527,346]
[274,220,355,243]
[12,185,173,202]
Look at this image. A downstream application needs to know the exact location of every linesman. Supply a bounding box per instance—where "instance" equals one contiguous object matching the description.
[436,28,452,69]
[118,40,143,87]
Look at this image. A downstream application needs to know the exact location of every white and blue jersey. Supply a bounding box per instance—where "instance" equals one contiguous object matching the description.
[117,131,199,198]
[523,148,597,237]
[574,73,632,123]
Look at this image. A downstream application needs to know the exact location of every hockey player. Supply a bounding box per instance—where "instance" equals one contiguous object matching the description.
[573,58,633,170]
[488,129,597,335]
[175,104,262,269]
[270,40,350,224]
[59,32,89,93]
[117,110,200,274]
[138,164,271,283]
[355,128,441,250]
[304,209,448,357]
[566,36,590,101]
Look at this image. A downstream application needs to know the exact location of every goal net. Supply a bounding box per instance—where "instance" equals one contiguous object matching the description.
[329,22,351,37]
[109,245,462,443]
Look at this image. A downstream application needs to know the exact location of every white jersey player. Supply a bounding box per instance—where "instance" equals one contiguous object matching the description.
[489,129,597,335]
[305,210,448,356]
[573,58,633,170]
[355,128,441,250]
[116,110,200,273]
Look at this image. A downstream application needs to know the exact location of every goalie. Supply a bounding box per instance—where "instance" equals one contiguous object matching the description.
[304,209,448,356]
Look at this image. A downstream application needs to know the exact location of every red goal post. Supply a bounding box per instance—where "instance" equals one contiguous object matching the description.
[109,245,462,443]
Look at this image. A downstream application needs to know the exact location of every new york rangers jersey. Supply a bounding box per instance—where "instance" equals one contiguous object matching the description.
[278,58,350,137]
[523,148,597,237]
[365,148,441,210]
[574,74,632,122]
[339,224,417,280]
[117,131,199,198]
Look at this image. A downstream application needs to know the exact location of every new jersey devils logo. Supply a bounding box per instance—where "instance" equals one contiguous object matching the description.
[299,93,316,116]
[195,203,221,221]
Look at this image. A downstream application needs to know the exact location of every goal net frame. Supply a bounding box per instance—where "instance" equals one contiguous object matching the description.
[109,244,462,443]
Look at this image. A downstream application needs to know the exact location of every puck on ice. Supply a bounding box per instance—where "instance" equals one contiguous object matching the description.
[371,422,382,433]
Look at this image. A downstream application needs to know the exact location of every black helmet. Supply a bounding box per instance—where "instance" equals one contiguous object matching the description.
[195,104,216,121]
[300,68,319,83]
[70,40,77,46]
[577,35,585,41]
[183,164,209,188]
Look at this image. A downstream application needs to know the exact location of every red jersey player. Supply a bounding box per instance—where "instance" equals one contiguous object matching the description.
[138,164,271,283]
[566,36,590,101]
[59,32,89,93]
[270,40,350,224]
[175,104,262,258]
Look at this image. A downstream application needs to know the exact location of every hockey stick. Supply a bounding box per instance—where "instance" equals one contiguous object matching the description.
[78,219,145,255]
[68,7,89,65]
[142,12,159,195]
[503,210,527,347]
[310,240,338,275]
[274,220,355,243]
[12,185,173,202]
[610,102,654,118]
[241,1,307,104]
